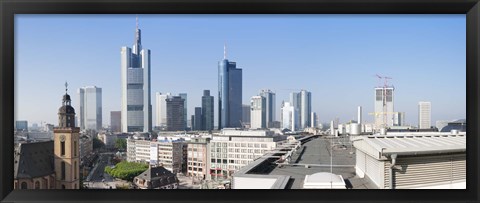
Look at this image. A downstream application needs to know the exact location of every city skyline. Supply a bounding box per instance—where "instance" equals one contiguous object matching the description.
[16,14,466,127]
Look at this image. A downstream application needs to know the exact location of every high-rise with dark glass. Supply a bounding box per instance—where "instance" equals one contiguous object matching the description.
[218,45,242,129]
[121,17,152,132]
[201,90,214,131]
[259,89,276,128]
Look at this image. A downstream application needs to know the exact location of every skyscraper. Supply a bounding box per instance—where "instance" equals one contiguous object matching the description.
[194,107,203,131]
[166,96,185,131]
[281,101,296,131]
[374,87,395,128]
[121,17,152,132]
[15,121,28,132]
[289,90,311,130]
[201,90,214,131]
[179,93,188,130]
[418,101,431,129]
[155,92,172,128]
[259,89,276,128]
[250,96,266,129]
[241,104,251,124]
[218,45,242,129]
[78,86,102,131]
[110,111,121,132]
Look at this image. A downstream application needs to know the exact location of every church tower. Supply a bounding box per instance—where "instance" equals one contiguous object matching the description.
[54,82,80,189]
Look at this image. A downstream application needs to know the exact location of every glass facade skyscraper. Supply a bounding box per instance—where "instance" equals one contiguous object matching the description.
[201,90,214,131]
[218,49,242,129]
[259,89,276,128]
[78,86,102,131]
[289,90,311,130]
[121,18,152,132]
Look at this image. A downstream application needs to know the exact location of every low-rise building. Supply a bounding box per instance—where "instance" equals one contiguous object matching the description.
[133,166,179,189]
[187,138,211,181]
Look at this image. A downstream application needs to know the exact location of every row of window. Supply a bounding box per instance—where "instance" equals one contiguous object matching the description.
[211,142,268,148]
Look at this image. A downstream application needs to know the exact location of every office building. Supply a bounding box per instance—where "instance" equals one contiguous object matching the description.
[78,86,102,131]
[110,111,121,132]
[15,121,28,132]
[418,101,431,129]
[194,107,203,131]
[166,96,185,131]
[241,104,251,125]
[250,96,266,129]
[311,112,317,128]
[289,90,311,130]
[155,92,172,128]
[179,93,188,129]
[259,89,276,128]
[218,45,243,129]
[121,17,152,132]
[374,87,395,128]
[201,90,214,131]
[281,101,297,131]
[393,112,405,126]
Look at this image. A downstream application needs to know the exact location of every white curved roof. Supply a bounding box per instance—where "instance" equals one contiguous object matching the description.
[305,172,343,183]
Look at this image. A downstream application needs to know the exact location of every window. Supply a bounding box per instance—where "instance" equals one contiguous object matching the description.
[61,141,65,156]
[61,161,66,180]
[21,182,27,189]
[261,144,267,148]
[74,161,77,179]
[35,181,40,189]
[74,141,77,156]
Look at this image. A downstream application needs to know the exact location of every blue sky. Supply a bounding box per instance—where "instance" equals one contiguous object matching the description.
[15,14,466,127]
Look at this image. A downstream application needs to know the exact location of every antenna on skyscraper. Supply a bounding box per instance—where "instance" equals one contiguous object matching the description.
[136,15,139,30]
[224,43,227,59]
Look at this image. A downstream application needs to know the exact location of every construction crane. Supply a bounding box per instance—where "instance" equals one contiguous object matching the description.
[373,74,394,128]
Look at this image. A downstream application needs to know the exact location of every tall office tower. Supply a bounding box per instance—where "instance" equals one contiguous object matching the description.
[290,90,311,129]
[191,115,195,131]
[374,87,395,128]
[179,93,188,129]
[166,96,185,131]
[418,102,431,129]
[242,104,251,124]
[121,17,152,133]
[218,45,242,129]
[259,89,276,128]
[358,106,362,124]
[78,86,102,131]
[54,83,80,189]
[194,107,203,131]
[155,92,172,128]
[250,96,266,129]
[281,101,296,131]
[201,90,214,131]
[311,112,317,128]
[110,111,121,132]
[394,112,405,126]
[289,92,300,130]
[15,121,28,131]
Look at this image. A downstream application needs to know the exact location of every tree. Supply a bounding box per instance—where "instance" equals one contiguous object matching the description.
[93,137,105,150]
[115,138,127,151]
[104,161,148,181]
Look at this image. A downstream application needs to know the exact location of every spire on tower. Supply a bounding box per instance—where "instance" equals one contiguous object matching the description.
[224,43,227,60]
[136,15,139,30]
[65,81,68,93]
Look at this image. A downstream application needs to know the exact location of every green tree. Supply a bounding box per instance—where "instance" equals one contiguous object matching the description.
[104,161,148,181]
[115,138,127,151]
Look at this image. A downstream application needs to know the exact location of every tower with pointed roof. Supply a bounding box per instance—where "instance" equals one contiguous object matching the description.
[121,16,152,132]
[54,82,80,189]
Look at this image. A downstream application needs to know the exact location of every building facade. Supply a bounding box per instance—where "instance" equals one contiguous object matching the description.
[155,92,172,128]
[259,89,276,128]
[121,18,152,133]
[281,101,296,131]
[218,47,243,129]
[179,93,188,129]
[15,120,28,132]
[78,86,102,131]
[201,90,214,131]
[250,96,266,129]
[418,101,431,129]
[166,96,185,131]
[187,138,211,181]
[110,111,121,132]
[241,104,251,125]
[194,107,203,131]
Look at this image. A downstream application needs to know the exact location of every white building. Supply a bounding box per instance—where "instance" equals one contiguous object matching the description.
[374,87,395,128]
[155,92,172,128]
[78,86,102,131]
[351,132,465,189]
[418,101,431,129]
[250,96,266,129]
[281,101,296,131]
[121,17,152,133]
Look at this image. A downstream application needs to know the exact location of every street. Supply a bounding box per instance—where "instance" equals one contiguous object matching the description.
[84,153,120,189]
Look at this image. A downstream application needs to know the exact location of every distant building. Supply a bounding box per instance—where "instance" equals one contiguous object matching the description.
[440,119,466,132]
[281,101,296,131]
[166,96,185,131]
[155,92,172,128]
[78,86,102,131]
[194,107,203,131]
[127,138,187,174]
[310,112,317,128]
[179,93,188,129]
[418,101,431,129]
[218,45,243,129]
[98,131,117,149]
[374,87,395,128]
[121,18,152,133]
[250,96,266,129]
[259,89,276,128]
[15,120,28,132]
[110,111,121,132]
[201,90,214,131]
[393,112,405,126]
[241,104,251,125]
[79,135,93,166]
[133,166,179,189]
[290,90,311,130]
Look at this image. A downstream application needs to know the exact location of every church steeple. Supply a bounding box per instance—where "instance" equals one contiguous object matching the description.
[58,81,76,128]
